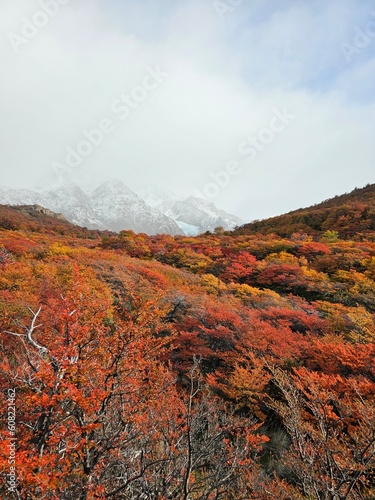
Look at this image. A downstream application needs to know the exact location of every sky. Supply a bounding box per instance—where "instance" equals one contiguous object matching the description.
[1,0,375,222]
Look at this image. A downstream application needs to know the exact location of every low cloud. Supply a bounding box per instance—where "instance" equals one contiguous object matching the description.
[1,0,374,221]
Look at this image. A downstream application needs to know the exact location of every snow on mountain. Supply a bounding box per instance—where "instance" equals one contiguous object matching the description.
[157,196,242,235]
[0,180,242,235]
[140,185,243,235]
[0,181,183,235]
[90,180,182,235]
[0,188,44,206]
[41,184,107,230]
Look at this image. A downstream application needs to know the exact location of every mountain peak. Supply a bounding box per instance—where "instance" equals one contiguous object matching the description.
[93,179,137,197]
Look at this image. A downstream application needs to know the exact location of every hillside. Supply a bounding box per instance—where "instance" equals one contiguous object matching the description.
[0,204,108,239]
[234,183,375,239]
[0,190,374,499]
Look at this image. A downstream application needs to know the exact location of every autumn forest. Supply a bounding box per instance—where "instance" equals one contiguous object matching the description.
[1,183,375,499]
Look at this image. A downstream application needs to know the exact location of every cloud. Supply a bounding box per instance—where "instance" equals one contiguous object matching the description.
[0,0,374,221]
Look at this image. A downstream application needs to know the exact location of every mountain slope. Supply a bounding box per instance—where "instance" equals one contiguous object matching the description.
[165,197,242,234]
[0,203,104,237]
[138,185,243,235]
[42,184,107,230]
[234,183,375,238]
[90,180,183,235]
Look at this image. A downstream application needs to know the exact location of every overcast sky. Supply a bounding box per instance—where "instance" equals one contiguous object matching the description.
[1,0,375,222]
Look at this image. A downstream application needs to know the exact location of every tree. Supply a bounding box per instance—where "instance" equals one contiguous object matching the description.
[268,366,375,500]
[0,268,181,499]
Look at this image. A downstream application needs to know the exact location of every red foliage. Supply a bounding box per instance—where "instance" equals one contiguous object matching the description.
[220,251,257,283]
[256,263,305,289]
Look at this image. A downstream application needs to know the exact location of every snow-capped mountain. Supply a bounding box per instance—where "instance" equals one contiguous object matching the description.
[0,185,106,230]
[160,196,242,235]
[0,181,183,235]
[90,180,182,234]
[139,185,243,235]
[0,187,44,206]
[0,181,242,235]
[42,184,106,230]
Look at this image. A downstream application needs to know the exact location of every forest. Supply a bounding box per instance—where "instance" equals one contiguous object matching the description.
[0,184,374,499]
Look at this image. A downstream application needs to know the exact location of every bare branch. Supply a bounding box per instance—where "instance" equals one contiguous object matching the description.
[3,306,48,354]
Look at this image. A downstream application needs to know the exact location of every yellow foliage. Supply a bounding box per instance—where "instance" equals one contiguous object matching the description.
[48,242,72,256]
[301,266,328,283]
[364,256,375,279]
[200,274,227,294]
[229,283,281,302]
[265,251,299,265]
[321,230,339,242]
[335,269,374,294]
[347,307,375,343]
